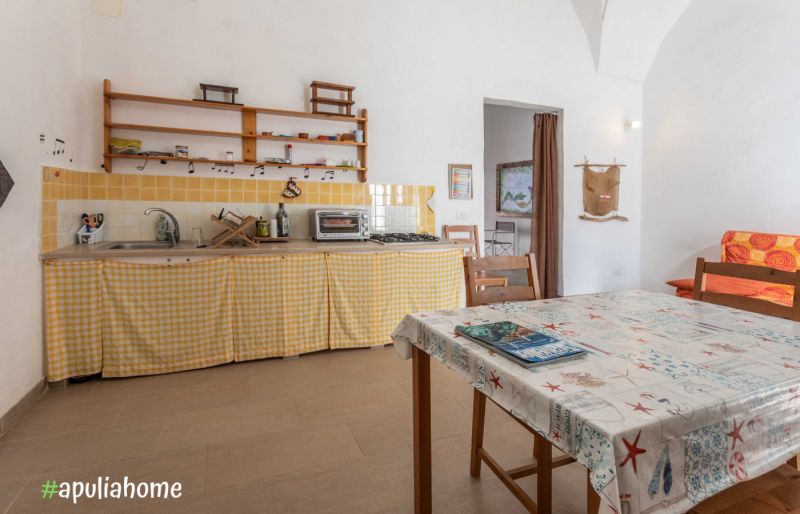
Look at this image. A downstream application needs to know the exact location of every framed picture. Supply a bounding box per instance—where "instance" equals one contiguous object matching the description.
[448,163,473,199]
[496,160,533,217]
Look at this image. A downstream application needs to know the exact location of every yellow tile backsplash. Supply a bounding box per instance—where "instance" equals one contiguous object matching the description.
[40,167,436,253]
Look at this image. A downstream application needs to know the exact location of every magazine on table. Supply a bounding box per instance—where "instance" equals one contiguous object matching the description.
[455,321,586,368]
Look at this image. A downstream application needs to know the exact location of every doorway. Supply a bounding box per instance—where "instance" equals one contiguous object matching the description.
[482,99,563,288]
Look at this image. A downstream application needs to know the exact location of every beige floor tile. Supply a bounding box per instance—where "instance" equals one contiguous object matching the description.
[0,422,162,485]
[7,446,206,514]
[432,481,531,514]
[302,346,398,369]
[153,396,302,453]
[290,380,411,424]
[1,397,126,443]
[34,380,99,411]
[205,424,362,489]
[246,354,406,396]
[346,399,507,457]
[212,355,320,384]
[263,449,411,513]
[90,367,215,400]
[0,476,28,514]
[115,377,250,425]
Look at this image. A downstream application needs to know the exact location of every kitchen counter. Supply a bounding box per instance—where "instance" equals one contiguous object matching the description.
[43,243,465,380]
[41,239,468,260]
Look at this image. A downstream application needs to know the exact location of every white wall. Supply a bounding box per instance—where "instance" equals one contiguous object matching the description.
[642,0,800,291]
[483,104,538,257]
[0,0,645,418]
[77,0,643,296]
[0,0,83,416]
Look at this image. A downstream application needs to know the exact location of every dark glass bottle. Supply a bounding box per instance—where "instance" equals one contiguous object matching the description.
[276,203,289,237]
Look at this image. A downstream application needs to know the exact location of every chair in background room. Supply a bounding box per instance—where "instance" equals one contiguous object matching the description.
[485,221,516,256]
[462,254,596,512]
[693,257,800,320]
[443,225,508,288]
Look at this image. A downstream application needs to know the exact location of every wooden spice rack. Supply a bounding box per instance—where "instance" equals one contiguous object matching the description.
[102,79,368,182]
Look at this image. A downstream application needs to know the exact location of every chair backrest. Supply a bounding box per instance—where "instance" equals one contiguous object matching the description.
[693,257,800,321]
[464,254,542,307]
[444,224,480,257]
[496,221,516,234]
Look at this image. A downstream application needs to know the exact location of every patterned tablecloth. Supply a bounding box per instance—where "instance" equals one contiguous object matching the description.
[392,291,800,514]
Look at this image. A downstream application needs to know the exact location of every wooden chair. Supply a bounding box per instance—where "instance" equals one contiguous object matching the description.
[692,258,800,321]
[463,254,595,513]
[689,463,800,513]
[693,258,800,474]
[444,225,508,288]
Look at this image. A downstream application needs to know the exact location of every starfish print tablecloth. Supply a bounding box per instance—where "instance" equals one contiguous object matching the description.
[392,290,800,514]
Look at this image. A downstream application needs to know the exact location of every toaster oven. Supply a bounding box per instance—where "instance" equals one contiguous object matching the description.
[311,209,370,241]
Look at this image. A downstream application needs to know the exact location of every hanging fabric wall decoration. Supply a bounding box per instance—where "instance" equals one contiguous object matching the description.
[0,160,14,209]
[576,160,628,222]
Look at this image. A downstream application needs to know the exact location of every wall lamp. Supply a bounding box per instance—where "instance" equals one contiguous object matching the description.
[624,119,642,132]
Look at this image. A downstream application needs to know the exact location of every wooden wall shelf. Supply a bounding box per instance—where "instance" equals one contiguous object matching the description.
[106,123,366,147]
[104,153,365,172]
[103,79,368,181]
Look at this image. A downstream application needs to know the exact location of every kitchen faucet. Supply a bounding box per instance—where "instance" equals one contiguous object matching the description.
[144,208,180,245]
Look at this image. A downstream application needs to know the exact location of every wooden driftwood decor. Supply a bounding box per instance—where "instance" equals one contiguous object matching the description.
[575,160,629,222]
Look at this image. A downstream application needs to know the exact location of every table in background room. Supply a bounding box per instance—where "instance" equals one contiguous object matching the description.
[393,290,800,514]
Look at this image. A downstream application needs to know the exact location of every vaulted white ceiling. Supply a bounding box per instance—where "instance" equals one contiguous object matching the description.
[571,0,694,82]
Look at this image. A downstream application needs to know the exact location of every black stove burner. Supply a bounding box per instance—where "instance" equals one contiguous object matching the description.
[370,232,440,243]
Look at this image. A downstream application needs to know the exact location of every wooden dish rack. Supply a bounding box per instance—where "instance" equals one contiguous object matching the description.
[209,213,258,248]
[102,79,368,182]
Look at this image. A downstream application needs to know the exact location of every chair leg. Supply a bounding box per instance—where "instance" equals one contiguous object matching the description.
[789,455,800,471]
[470,389,486,477]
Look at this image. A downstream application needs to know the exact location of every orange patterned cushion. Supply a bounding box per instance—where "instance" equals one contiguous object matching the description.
[721,230,800,271]
[668,231,799,307]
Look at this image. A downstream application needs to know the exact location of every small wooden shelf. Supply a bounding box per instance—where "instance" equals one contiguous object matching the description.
[103,79,368,182]
[107,122,365,147]
[257,134,365,146]
[106,123,243,139]
[106,90,366,122]
[104,153,365,172]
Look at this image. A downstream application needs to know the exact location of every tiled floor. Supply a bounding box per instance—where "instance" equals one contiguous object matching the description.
[0,347,589,513]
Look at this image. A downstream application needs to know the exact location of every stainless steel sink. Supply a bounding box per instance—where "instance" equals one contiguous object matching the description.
[105,241,175,250]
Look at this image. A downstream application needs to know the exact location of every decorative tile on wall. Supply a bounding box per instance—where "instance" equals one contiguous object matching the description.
[40,167,436,252]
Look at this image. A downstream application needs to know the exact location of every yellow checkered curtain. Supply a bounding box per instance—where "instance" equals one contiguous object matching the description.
[327,252,402,349]
[232,254,329,360]
[101,257,233,377]
[398,250,463,312]
[45,260,103,382]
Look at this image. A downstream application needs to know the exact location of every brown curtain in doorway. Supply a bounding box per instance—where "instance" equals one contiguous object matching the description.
[531,113,559,298]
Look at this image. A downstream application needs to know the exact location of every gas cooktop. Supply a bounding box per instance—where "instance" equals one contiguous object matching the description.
[370,233,441,244]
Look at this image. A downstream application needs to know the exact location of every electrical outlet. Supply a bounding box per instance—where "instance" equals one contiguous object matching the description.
[456,211,467,221]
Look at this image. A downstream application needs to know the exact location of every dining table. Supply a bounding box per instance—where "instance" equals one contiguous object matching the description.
[392,290,800,514]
